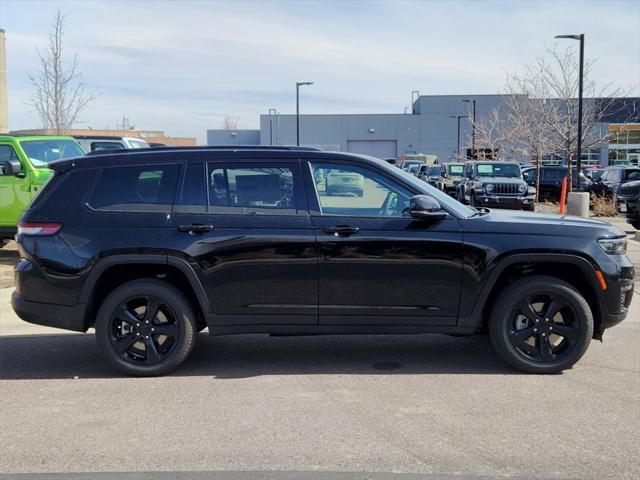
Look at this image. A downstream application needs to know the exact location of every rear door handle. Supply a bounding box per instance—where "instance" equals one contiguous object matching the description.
[323,225,360,237]
[178,224,214,234]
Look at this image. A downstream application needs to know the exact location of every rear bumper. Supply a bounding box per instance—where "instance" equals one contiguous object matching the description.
[11,292,87,332]
[475,194,535,209]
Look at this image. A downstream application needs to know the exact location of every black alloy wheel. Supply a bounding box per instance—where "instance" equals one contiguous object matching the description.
[108,295,180,365]
[96,279,197,376]
[507,292,580,363]
[489,275,593,373]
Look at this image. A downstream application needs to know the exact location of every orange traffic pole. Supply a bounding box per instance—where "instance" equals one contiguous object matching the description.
[559,176,568,215]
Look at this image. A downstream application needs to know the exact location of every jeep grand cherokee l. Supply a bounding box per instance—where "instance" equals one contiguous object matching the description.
[12,147,634,376]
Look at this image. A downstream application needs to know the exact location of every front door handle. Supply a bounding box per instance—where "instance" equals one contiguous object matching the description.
[323,225,360,237]
[178,224,214,234]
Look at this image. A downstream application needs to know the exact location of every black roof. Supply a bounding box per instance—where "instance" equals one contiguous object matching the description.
[47,146,367,173]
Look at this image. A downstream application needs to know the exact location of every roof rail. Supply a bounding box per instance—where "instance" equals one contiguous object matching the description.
[85,145,320,156]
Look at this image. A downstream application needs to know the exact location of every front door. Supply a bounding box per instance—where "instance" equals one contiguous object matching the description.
[305,160,463,326]
[0,144,30,228]
[166,159,318,326]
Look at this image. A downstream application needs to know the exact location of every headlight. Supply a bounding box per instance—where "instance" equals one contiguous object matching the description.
[485,184,494,193]
[527,186,536,195]
[597,237,627,255]
[518,183,527,193]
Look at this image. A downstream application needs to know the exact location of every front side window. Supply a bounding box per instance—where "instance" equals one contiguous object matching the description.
[522,169,536,182]
[311,162,412,217]
[208,164,296,214]
[0,145,20,175]
[19,139,85,166]
[89,164,179,212]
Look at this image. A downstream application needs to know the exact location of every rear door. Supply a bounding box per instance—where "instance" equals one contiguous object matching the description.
[166,157,317,326]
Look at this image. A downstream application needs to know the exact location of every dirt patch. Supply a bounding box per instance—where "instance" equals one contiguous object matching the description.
[0,241,19,289]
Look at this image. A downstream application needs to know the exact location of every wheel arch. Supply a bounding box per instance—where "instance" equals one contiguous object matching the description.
[469,253,606,339]
[80,255,210,330]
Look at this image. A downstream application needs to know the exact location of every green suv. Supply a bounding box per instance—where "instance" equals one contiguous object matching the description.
[0,135,85,246]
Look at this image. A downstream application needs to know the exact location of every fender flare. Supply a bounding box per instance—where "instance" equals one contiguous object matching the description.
[79,254,210,315]
[465,252,605,326]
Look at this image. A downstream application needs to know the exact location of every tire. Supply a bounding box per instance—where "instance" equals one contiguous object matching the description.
[488,275,593,374]
[95,279,197,376]
[631,221,640,230]
[524,202,535,212]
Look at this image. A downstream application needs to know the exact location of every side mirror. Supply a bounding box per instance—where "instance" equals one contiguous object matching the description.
[441,171,447,178]
[2,159,24,177]
[409,195,448,220]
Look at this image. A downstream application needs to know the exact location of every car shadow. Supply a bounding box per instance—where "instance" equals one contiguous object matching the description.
[0,332,522,380]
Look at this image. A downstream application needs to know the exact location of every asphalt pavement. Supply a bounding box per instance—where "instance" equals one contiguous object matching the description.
[0,241,639,480]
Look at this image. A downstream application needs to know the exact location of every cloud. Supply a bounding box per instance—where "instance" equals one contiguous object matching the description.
[2,0,639,144]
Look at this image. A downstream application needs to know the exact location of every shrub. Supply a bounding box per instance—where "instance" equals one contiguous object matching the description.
[590,193,618,217]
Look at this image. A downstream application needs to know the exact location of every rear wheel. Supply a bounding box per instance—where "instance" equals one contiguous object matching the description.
[95,279,197,376]
[489,275,593,373]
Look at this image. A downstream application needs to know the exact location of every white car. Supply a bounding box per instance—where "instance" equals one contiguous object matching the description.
[72,136,150,153]
[325,170,364,196]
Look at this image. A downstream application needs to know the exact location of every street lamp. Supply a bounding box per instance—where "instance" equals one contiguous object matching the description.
[555,33,585,189]
[268,108,277,146]
[450,115,468,159]
[462,99,476,158]
[296,82,314,146]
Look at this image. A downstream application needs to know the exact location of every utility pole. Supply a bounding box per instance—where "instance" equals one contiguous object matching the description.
[296,82,313,146]
[462,99,476,158]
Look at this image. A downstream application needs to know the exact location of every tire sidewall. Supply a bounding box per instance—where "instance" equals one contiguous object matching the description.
[95,280,197,376]
[490,278,593,373]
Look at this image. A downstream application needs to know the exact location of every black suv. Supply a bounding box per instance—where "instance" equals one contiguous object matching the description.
[11,147,634,375]
[617,180,640,230]
[590,167,640,197]
[460,161,535,210]
[522,166,592,201]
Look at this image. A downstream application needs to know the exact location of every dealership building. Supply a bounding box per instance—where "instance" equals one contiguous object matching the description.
[207,93,640,166]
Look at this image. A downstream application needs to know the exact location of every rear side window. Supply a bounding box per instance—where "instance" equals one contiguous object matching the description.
[89,164,179,212]
[208,163,296,214]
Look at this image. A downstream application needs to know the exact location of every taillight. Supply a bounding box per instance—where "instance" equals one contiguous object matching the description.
[17,223,62,236]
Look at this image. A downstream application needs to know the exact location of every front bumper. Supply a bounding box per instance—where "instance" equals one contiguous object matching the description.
[618,196,640,222]
[11,291,88,332]
[597,254,635,331]
[475,194,535,209]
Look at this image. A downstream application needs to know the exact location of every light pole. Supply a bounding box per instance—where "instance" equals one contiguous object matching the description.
[462,99,476,158]
[450,115,468,159]
[296,82,313,146]
[555,33,584,189]
[268,108,277,146]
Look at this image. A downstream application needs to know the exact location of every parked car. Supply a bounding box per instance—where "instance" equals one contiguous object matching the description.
[12,147,633,375]
[522,166,591,201]
[73,135,150,153]
[460,161,535,210]
[407,164,421,176]
[590,167,640,198]
[0,135,85,247]
[421,164,441,184]
[435,162,465,198]
[416,164,433,181]
[585,168,605,182]
[401,160,424,172]
[617,180,640,230]
[325,168,364,196]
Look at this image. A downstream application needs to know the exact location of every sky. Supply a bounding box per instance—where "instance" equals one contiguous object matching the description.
[1,0,639,144]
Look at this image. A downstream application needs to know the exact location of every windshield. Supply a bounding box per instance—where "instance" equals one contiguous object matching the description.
[20,139,85,167]
[475,163,521,178]
[428,165,441,175]
[448,164,464,175]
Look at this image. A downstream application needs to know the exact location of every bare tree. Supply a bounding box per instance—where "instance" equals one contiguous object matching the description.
[27,10,98,134]
[222,114,240,130]
[466,46,628,197]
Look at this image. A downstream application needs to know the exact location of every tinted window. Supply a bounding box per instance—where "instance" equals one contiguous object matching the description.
[208,164,296,214]
[89,164,179,212]
[623,169,640,182]
[91,141,125,151]
[0,145,19,175]
[176,162,207,213]
[522,169,536,182]
[542,169,561,181]
[311,162,412,217]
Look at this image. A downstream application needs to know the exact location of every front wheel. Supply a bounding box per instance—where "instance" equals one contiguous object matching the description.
[95,279,197,376]
[489,275,593,374]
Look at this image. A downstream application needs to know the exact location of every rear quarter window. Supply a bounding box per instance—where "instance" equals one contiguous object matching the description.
[88,164,179,213]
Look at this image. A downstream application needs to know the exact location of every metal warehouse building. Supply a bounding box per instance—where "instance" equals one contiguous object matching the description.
[207,93,640,166]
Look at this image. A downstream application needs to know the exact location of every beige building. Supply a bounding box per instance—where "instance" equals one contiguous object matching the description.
[8,128,196,146]
[0,28,8,134]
